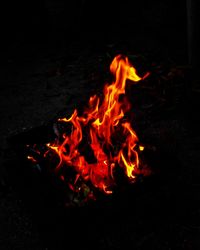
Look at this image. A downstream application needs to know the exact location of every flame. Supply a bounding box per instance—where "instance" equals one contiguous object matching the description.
[41,54,149,194]
[27,155,37,163]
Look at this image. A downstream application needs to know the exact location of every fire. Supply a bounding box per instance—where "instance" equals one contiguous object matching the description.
[29,54,150,196]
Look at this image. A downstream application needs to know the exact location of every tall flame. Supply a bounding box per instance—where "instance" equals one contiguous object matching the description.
[45,54,149,194]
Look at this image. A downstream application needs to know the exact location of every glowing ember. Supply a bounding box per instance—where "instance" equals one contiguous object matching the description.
[28,54,150,197]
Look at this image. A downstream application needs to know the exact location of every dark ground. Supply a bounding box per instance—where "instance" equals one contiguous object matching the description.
[1,1,200,249]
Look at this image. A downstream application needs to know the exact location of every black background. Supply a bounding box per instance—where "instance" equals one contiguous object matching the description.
[5,0,187,62]
[1,1,200,250]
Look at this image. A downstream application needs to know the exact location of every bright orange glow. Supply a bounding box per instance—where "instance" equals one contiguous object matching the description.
[27,155,37,163]
[139,145,144,151]
[37,54,150,195]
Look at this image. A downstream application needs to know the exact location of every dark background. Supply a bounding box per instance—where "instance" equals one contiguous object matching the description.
[1,1,200,249]
[5,0,188,62]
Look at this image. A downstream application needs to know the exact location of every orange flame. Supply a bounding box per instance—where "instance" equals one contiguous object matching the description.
[45,54,149,194]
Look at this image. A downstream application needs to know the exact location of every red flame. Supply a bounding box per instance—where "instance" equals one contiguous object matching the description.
[33,55,149,195]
